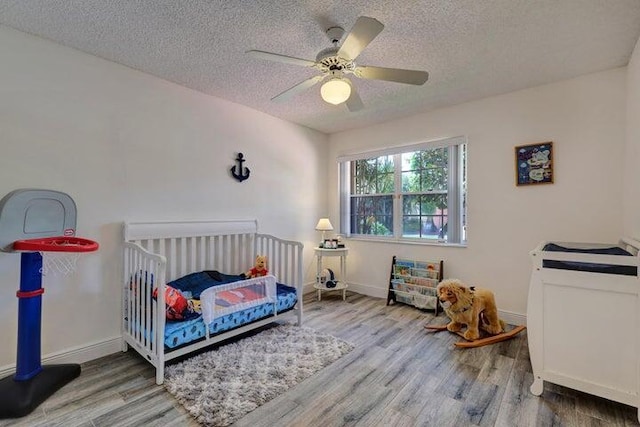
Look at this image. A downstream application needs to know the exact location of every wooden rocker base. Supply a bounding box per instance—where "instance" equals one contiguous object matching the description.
[424,324,526,348]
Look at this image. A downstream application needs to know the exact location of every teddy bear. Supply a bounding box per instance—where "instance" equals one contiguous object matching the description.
[245,255,268,278]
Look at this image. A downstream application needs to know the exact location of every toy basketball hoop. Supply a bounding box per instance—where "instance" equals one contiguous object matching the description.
[13,236,99,276]
[0,189,100,418]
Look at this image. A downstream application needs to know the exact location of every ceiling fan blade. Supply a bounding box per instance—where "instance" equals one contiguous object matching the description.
[337,16,384,61]
[247,50,317,68]
[355,66,429,85]
[345,83,364,112]
[271,75,325,103]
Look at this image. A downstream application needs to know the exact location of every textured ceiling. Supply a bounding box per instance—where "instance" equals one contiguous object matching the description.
[1,1,640,134]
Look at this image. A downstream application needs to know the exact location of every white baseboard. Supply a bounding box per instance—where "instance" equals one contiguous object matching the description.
[345,281,388,299]
[303,281,388,299]
[305,280,527,326]
[303,282,315,294]
[0,336,122,378]
[497,310,527,326]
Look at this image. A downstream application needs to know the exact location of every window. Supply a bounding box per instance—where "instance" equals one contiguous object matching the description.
[339,136,467,244]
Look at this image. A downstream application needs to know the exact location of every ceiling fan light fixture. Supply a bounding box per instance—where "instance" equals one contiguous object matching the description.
[320,77,351,105]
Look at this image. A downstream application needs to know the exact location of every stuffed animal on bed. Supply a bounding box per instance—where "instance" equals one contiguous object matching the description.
[188,298,201,314]
[246,255,268,278]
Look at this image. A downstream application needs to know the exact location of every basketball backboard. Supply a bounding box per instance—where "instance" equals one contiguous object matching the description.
[0,189,77,252]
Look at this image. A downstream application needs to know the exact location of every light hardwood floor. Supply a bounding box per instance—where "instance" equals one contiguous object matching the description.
[1,292,638,427]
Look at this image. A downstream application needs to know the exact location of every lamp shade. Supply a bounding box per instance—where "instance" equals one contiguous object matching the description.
[315,218,334,231]
[320,78,351,105]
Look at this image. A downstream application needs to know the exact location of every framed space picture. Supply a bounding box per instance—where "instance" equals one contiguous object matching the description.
[515,142,553,186]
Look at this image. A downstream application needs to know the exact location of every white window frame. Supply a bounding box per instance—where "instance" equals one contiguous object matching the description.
[338,136,467,245]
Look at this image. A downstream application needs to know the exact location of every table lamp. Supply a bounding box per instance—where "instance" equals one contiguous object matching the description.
[315,218,334,247]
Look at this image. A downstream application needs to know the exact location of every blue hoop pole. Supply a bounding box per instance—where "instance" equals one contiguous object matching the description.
[14,252,44,381]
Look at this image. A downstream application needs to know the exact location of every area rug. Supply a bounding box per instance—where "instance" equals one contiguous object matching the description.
[164,324,354,426]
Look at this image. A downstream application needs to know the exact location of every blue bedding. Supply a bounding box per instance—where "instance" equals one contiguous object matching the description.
[542,243,637,276]
[163,271,297,349]
[168,270,244,298]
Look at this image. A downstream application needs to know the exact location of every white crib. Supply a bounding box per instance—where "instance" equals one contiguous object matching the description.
[528,237,640,420]
[121,220,303,384]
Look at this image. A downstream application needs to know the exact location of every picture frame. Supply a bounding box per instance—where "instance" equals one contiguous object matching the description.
[323,239,337,249]
[515,142,553,186]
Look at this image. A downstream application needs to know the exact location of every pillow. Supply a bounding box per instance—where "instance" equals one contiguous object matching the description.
[153,285,199,321]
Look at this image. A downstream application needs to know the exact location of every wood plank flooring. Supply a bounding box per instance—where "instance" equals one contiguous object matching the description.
[1,292,638,426]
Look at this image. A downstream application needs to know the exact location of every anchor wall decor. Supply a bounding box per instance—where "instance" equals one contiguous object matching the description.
[230,153,251,182]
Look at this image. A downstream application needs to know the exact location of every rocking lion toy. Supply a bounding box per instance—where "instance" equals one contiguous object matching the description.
[424,279,525,348]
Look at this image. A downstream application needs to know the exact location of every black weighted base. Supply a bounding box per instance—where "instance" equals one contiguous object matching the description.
[0,364,81,418]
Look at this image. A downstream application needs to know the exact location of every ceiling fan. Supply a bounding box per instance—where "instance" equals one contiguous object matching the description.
[247,16,429,111]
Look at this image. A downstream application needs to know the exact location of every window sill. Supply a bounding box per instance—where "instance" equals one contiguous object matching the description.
[345,236,467,248]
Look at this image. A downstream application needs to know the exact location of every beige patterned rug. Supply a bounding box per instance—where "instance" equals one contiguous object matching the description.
[164,324,354,427]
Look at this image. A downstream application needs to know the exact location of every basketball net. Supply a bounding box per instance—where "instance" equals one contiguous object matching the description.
[39,251,81,276]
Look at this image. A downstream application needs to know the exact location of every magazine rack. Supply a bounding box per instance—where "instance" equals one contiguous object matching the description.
[0,189,98,418]
[387,256,443,314]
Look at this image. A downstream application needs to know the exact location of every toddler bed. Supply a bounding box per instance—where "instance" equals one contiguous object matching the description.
[121,220,303,384]
[528,237,640,421]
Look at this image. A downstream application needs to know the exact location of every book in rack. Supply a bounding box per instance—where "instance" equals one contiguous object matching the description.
[387,256,443,314]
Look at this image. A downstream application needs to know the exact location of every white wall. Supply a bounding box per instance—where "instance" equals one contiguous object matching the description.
[328,68,628,320]
[0,25,328,368]
[624,37,640,239]
[1,21,635,369]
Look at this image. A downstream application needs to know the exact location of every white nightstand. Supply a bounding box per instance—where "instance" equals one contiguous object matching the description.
[313,247,348,301]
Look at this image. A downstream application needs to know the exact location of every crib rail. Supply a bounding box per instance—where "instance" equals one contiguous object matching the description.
[200,274,277,324]
[255,234,303,288]
[127,235,252,280]
[256,234,304,324]
[122,242,166,372]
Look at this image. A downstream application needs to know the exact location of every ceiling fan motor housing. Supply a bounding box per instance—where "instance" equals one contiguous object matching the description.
[315,47,355,72]
[326,26,345,44]
[315,26,356,73]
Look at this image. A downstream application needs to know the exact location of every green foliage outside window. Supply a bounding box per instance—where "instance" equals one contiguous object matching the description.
[351,147,452,239]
